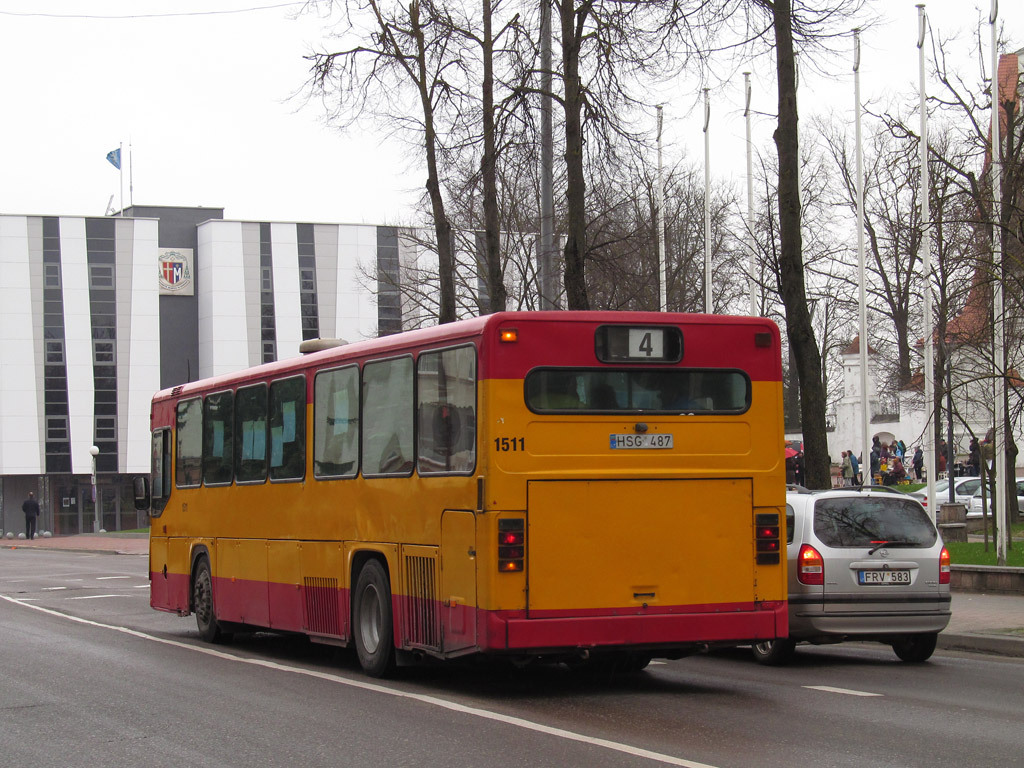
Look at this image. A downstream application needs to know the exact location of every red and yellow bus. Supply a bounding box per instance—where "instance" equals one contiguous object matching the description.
[139,311,787,676]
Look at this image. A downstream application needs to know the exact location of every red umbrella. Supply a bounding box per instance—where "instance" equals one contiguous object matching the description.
[784,447,799,459]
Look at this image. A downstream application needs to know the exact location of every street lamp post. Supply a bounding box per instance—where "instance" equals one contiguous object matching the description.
[89,445,99,533]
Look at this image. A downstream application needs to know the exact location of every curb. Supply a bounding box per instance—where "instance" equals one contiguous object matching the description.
[938,631,1024,658]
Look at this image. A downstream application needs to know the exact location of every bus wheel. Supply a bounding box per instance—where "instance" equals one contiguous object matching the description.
[193,558,231,644]
[751,638,795,666]
[353,559,396,678]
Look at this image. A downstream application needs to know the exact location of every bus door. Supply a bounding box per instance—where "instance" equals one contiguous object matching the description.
[526,478,757,618]
[440,510,477,653]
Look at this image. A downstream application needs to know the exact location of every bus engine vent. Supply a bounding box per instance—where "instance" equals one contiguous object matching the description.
[403,555,440,651]
[304,577,341,636]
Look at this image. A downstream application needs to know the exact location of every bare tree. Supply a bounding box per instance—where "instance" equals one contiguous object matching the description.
[306,0,469,323]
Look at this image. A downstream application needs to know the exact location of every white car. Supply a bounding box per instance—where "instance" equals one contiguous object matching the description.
[908,476,982,510]
[966,479,1024,518]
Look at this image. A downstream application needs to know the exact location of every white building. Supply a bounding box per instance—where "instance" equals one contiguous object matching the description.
[0,206,422,536]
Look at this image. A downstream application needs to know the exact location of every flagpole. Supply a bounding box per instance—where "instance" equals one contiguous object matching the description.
[703,88,711,314]
[918,5,936,519]
[855,29,871,486]
[129,140,134,208]
[989,0,1007,564]
[745,72,756,316]
[657,105,667,312]
[119,141,124,216]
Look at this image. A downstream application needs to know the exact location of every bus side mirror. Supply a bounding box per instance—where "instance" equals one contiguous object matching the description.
[133,476,150,512]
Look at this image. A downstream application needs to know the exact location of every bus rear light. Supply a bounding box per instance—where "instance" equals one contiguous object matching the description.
[498,518,525,573]
[798,544,824,585]
[499,328,518,343]
[755,512,781,565]
[939,547,950,584]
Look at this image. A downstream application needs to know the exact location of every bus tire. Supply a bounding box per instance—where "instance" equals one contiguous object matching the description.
[751,637,795,666]
[892,632,937,663]
[193,557,232,644]
[353,559,396,678]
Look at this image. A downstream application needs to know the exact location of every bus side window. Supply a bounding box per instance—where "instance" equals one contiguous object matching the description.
[175,398,203,488]
[313,366,359,478]
[363,356,414,476]
[417,345,476,475]
[235,384,268,483]
[151,428,172,514]
[270,375,306,481]
[203,391,234,485]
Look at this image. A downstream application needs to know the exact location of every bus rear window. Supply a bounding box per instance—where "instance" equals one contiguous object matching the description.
[525,368,750,413]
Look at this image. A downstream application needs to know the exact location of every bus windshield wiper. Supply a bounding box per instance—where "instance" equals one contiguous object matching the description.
[868,540,917,555]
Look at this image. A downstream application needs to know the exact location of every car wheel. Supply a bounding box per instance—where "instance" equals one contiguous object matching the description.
[193,557,232,644]
[892,632,938,663]
[751,638,796,666]
[353,559,396,678]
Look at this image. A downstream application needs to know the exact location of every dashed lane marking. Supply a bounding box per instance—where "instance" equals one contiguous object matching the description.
[804,685,882,697]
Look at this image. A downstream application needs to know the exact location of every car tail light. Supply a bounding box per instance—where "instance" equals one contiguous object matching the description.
[498,518,525,572]
[939,546,950,585]
[798,544,824,585]
[755,512,781,565]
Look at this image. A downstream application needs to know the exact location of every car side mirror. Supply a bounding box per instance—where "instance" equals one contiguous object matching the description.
[133,476,150,512]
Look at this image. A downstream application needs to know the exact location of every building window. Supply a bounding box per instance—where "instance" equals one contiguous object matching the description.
[45,263,61,289]
[45,340,65,364]
[94,340,115,365]
[46,416,68,441]
[89,264,114,289]
[262,341,276,364]
[95,415,117,441]
[261,265,273,292]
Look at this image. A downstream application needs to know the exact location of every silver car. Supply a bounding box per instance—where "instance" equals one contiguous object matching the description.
[966,479,1024,518]
[752,487,951,665]
[908,476,982,510]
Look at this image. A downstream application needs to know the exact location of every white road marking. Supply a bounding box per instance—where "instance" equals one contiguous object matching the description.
[804,685,882,697]
[97,576,130,580]
[133,585,149,589]
[42,586,68,591]
[2,593,718,768]
[66,594,132,600]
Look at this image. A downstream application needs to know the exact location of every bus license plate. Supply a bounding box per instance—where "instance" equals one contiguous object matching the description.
[858,570,910,585]
[609,434,674,450]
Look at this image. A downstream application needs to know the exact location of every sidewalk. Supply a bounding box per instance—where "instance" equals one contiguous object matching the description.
[4,533,1023,658]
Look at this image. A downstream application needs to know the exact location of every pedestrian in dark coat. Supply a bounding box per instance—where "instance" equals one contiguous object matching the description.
[22,492,40,540]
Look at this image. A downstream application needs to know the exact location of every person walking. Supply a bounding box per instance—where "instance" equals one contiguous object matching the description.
[870,444,881,485]
[22,491,40,540]
[841,451,854,486]
[912,446,924,481]
[849,449,861,485]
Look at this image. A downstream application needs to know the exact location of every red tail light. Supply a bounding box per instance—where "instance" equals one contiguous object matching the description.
[755,512,781,565]
[498,518,525,573]
[939,547,950,585]
[798,544,824,585]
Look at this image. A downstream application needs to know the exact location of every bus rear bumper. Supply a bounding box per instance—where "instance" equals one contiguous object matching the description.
[485,602,788,652]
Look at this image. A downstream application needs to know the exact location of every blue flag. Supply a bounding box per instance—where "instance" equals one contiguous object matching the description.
[106,148,121,170]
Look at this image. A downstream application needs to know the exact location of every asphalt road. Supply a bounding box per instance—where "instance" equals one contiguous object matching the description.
[2,548,1021,768]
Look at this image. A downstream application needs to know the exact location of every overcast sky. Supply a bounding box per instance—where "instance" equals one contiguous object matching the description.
[0,1,1019,226]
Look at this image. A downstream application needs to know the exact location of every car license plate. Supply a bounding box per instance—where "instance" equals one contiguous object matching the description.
[609,434,673,449]
[858,570,910,585]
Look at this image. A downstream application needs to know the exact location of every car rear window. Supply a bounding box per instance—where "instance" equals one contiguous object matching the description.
[813,496,937,548]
